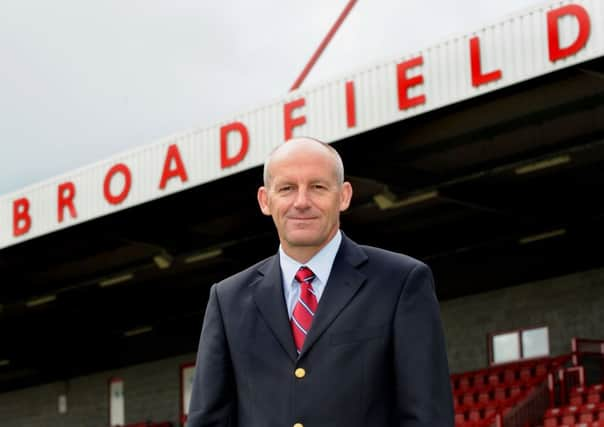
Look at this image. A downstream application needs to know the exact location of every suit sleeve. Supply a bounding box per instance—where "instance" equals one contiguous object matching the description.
[187,284,236,427]
[393,262,454,427]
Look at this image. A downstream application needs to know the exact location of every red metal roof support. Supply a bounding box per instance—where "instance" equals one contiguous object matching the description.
[289,0,358,91]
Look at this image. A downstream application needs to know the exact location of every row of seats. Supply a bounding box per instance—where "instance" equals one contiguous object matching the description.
[569,384,604,406]
[454,381,539,410]
[453,357,557,427]
[455,411,499,427]
[544,402,604,426]
[542,422,603,427]
[451,358,550,393]
[455,391,528,426]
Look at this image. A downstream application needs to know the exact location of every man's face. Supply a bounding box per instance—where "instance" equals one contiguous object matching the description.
[257,141,352,259]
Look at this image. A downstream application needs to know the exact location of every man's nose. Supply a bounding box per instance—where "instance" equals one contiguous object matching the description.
[293,188,311,208]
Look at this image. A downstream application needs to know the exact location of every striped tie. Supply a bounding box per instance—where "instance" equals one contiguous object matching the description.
[291,266,318,354]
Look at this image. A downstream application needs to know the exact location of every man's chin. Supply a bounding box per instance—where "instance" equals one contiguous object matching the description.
[284,232,323,248]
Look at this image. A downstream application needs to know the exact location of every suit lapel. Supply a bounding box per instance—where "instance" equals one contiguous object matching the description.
[253,255,298,362]
[299,235,368,358]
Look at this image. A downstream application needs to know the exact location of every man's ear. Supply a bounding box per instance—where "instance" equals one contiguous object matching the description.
[257,186,271,216]
[339,181,353,212]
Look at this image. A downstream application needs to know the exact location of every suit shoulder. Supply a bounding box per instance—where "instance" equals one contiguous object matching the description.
[356,245,435,295]
[359,244,428,272]
[213,255,273,295]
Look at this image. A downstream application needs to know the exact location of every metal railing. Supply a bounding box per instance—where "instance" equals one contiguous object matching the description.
[500,381,549,427]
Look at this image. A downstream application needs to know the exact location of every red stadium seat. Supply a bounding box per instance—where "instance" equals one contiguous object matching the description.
[573,387,587,395]
[468,408,481,422]
[580,412,594,423]
[562,414,576,425]
[463,392,474,406]
[484,405,497,418]
[488,373,500,386]
[544,417,558,427]
[510,384,522,397]
[473,373,486,388]
[459,376,471,391]
[546,408,563,418]
[504,369,516,384]
[478,388,490,404]
[520,367,532,381]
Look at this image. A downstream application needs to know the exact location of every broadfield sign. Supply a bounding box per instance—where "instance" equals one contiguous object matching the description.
[0,0,601,249]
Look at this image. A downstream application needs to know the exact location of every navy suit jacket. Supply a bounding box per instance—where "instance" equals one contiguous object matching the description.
[188,234,454,427]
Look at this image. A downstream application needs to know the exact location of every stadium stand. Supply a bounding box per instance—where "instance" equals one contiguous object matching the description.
[452,356,555,427]
[453,337,604,427]
[541,382,604,427]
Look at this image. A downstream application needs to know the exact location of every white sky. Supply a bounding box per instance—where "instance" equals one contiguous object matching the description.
[0,0,546,195]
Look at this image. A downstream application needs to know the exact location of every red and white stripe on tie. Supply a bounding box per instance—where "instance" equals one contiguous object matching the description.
[291,266,318,353]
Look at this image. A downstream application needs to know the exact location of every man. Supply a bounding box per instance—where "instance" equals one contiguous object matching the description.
[188,137,454,427]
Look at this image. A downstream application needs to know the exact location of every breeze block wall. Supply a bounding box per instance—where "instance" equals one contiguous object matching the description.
[0,352,196,427]
[441,267,604,373]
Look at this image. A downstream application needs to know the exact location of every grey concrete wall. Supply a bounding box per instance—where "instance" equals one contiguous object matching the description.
[441,267,604,374]
[0,353,196,427]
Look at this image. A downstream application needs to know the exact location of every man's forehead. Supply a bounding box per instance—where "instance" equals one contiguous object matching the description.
[267,166,339,189]
[271,173,332,183]
[271,139,332,161]
[263,138,343,187]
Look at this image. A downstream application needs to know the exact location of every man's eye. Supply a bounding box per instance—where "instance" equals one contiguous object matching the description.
[278,186,292,192]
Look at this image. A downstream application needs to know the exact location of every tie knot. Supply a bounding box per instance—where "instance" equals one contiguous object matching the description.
[295,266,315,284]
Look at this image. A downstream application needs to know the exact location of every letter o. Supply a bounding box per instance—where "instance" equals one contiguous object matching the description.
[103,163,132,205]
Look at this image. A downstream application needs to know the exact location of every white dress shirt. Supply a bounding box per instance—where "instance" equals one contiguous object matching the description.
[279,230,342,319]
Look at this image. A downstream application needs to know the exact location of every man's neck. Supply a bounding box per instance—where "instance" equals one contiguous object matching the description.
[280,230,341,264]
[280,246,322,264]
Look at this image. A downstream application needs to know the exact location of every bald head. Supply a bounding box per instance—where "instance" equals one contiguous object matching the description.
[263,137,345,187]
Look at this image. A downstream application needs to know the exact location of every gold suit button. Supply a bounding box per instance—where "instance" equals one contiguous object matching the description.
[293,424,303,427]
[294,368,306,378]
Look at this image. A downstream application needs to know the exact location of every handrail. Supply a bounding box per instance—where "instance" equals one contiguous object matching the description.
[501,381,549,427]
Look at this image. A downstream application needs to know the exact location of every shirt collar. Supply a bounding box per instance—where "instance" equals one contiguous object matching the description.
[279,230,342,286]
